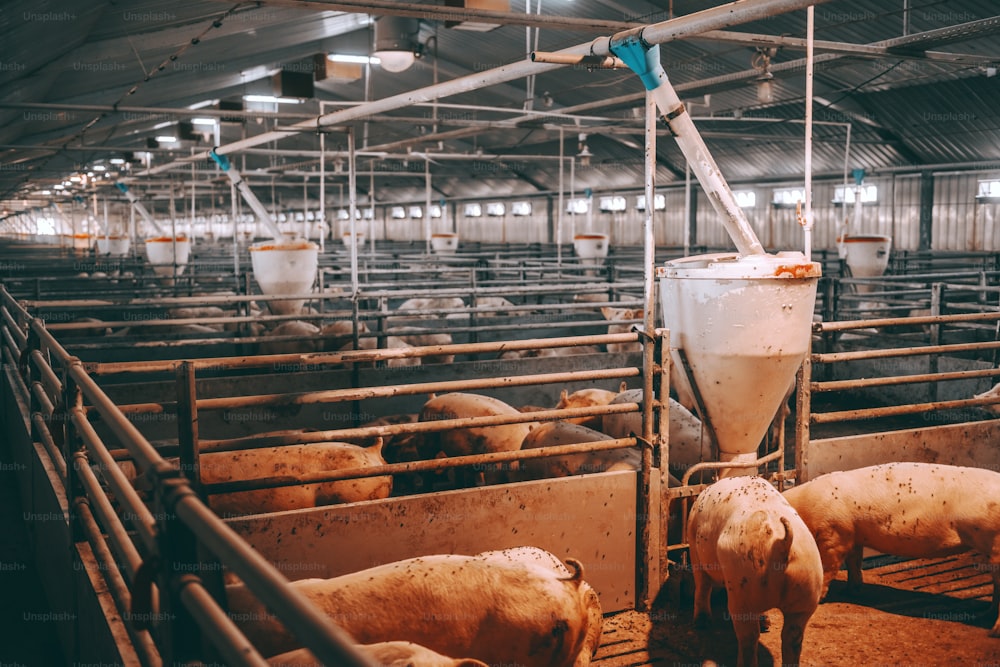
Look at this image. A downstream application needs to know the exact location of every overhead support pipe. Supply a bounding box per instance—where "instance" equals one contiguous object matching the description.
[209,148,284,241]
[138,0,834,178]
[605,37,764,255]
[799,5,816,261]
[114,183,167,236]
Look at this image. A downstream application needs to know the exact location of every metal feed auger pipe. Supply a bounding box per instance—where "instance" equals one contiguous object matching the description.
[209,148,285,241]
[114,182,167,236]
[134,0,833,181]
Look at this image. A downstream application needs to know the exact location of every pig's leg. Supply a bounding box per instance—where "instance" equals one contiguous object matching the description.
[730,612,761,667]
[811,527,853,599]
[691,560,713,627]
[780,610,812,666]
[990,558,1000,638]
[845,543,865,592]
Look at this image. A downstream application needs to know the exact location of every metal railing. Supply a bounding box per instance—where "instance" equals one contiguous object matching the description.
[0,281,676,663]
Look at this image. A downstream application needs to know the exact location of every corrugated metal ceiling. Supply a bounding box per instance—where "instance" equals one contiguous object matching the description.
[1,0,998,213]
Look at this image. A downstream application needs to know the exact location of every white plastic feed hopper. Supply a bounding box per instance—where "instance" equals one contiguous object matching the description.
[96,236,130,256]
[430,232,459,254]
[342,231,366,249]
[68,234,94,251]
[249,241,319,315]
[144,237,191,276]
[660,252,820,476]
[573,233,609,264]
[840,234,891,292]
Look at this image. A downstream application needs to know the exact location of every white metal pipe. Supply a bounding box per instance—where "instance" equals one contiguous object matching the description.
[129,201,136,251]
[802,5,815,261]
[319,131,326,252]
[369,168,376,255]
[653,73,763,254]
[643,89,656,347]
[569,147,576,244]
[138,0,833,177]
[209,149,284,241]
[302,176,309,241]
[231,183,239,277]
[843,123,852,193]
[557,125,564,266]
[348,128,359,297]
[424,158,432,254]
[683,162,691,257]
[190,154,198,239]
[115,183,167,236]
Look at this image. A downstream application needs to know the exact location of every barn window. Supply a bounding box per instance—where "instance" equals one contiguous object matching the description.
[733,190,756,208]
[772,188,805,207]
[567,197,589,214]
[510,201,532,216]
[833,184,879,204]
[599,195,627,212]
[390,206,406,219]
[635,193,665,211]
[486,202,506,216]
[976,179,1000,201]
[409,206,423,219]
[464,203,483,217]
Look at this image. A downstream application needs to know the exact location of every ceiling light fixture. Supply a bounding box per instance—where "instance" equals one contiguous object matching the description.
[187,98,220,109]
[752,47,778,104]
[328,54,381,65]
[243,94,302,104]
[373,15,422,73]
[577,133,592,167]
[156,135,178,143]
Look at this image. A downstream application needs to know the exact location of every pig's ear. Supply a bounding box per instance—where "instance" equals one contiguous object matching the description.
[601,306,615,320]
[371,437,384,454]
[559,389,569,402]
[619,381,627,393]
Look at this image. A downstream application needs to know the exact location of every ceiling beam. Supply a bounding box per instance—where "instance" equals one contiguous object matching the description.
[693,29,999,67]
[202,0,645,33]
[137,0,837,178]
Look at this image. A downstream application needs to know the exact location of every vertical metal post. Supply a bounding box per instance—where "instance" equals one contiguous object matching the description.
[175,361,201,496]
[319,131,327,252]
[684,163,693,256]
[557,126,564,267]
[794,354,812,483]
[348,128,359,297]
[801,5,815,260]
[369,167,376,256]
[929,282,942,402]
[231,183,240,284]
[424,158,432,254]
[657,327,672,578]
[637,89,658,612]
[918,170,934,252]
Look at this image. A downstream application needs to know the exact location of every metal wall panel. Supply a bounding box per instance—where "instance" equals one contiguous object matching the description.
[357,171,1000,252]
[226,470,658,614]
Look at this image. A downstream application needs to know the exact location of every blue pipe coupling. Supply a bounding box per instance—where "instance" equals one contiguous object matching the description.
[209,147,231,171]
[609,34,667,91]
